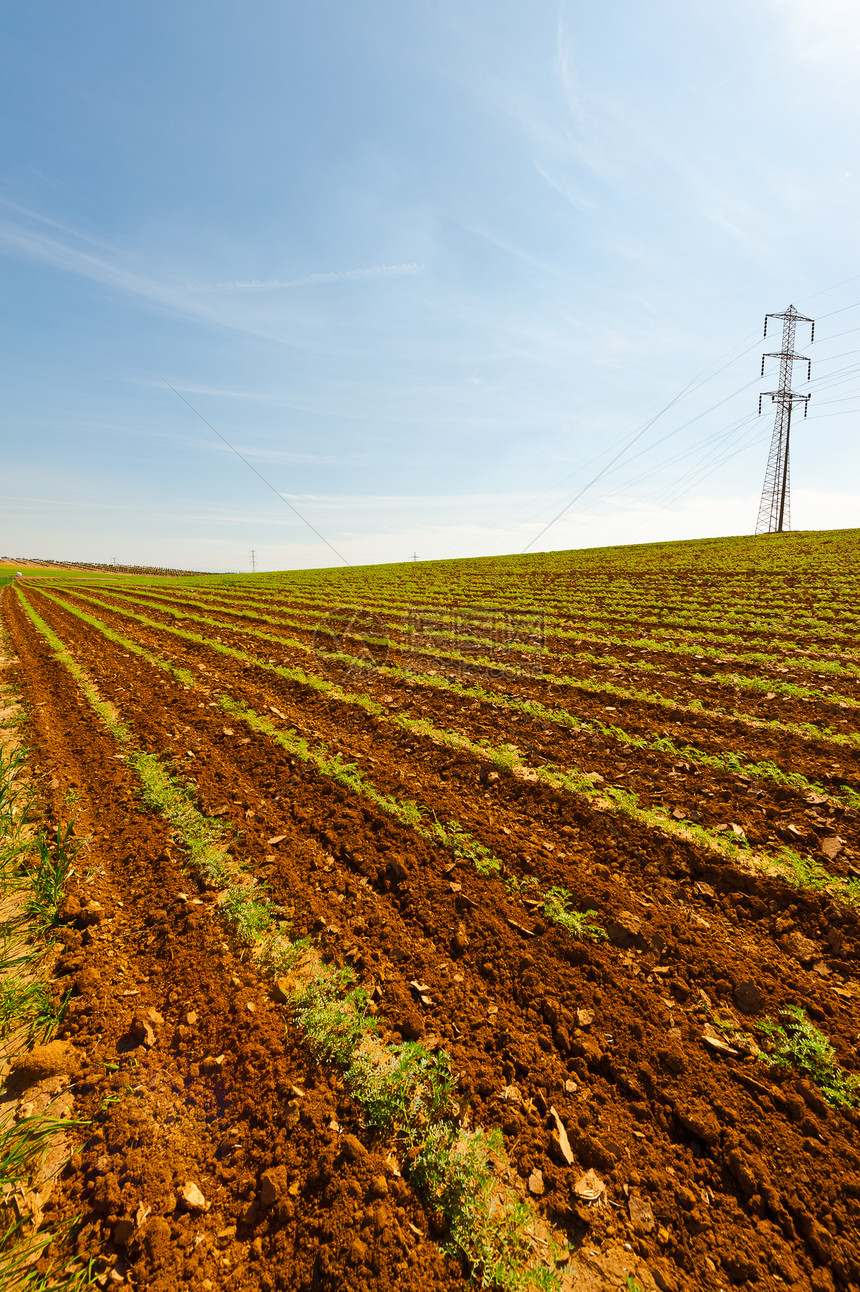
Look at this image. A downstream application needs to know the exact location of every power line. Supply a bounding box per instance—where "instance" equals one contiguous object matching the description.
[648,421,768,513]
[797,269,860,306]
[516,273,860,555]
[506,331,763,539]
[808,407,860,419]
[809,345,860,365]
[520,362,762,551]
[814,323,860,344]
[815,298,860,321]
[598,414,764,517]
[163,379,352,568]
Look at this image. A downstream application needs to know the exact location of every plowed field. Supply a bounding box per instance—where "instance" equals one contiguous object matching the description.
[3,529,860,1292]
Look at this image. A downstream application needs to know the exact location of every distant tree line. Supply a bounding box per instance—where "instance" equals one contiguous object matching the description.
[2,556,212,577]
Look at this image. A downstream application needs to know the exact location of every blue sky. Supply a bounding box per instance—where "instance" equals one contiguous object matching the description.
[3,0,860,570]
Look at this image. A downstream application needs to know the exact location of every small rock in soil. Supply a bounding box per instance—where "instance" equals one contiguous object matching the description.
[733,979,764,1013]
[628,1193,656,1233]
[660,1045,685,1075]
[701,1025,739,1058]
[674,1101,721,1146]
[179,1181,207,1212]
[606,912,644,948]
[797,1080,829,1118]
[826,927,843,954]
[141,1217,171,1265]
[112,1219,134,1247]
[780,931,818,965]
[401,1012,424,1040]
[272,977,292,1003]
[549,1106,574,1165]
[259,1166,287,1207]
[8,1040,80,1086]
[528,1169,545,1196]
[129,1009,160,1048]
[652,1260,679,1291]
[451,922,470,955]
[339,1134,367,1162]
[574,1169,605,1202]
[76,966,100,994]
[57,896,82,924]
[349,1238,368,1266]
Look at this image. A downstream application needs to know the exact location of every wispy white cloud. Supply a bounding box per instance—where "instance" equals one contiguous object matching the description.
[225,445,339,466]
[199,263,422,291]
[531,161,593,214]
[0,198,422,350]
[0,201,185,311]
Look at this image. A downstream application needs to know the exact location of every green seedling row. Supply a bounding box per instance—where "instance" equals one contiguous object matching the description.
[74,584,860,756]
[52,587,860,857]
[131,571,860,676]
[0,696,92,1290]
[79,582,860,713]
[15,592,567,1291]
[49,588,860,817]
[32,589,602,941]
[31,588,860,906]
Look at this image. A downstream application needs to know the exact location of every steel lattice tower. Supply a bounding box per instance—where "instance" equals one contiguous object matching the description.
[755,305,814,535]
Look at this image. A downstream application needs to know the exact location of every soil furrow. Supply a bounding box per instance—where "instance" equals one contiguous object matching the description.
[8,533,860,1292]
[72,584,860,735]
[2,588,468,1292]
[48,587,860,885]
[17,588,860,1289]
[68,585,860,774]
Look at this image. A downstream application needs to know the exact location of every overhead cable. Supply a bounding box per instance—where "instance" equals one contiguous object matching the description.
[163,380,352,568]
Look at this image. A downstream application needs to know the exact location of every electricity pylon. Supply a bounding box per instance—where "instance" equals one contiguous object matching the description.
[755,305,814,535]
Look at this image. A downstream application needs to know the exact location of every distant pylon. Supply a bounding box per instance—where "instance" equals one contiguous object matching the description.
[755,305,814,534]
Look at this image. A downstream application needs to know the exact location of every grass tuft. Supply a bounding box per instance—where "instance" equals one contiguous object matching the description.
[0,741,90,1289]
[292,965,378,1066]
[539,888,605,940]
[24,826,75,934]
[757,1005,860,1108]
[347,1043,455,1140]
[411,1124,562,1291]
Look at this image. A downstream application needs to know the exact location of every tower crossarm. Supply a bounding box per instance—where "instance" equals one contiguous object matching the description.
[763,308,815,341]
[758,391,811,416]
[760,351,812,380]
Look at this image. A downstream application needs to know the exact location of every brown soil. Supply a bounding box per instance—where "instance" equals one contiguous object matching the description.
[61,583,860,871]
[3,576,860,1292]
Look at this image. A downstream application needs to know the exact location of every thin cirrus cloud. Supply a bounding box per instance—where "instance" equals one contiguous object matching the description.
[198,263,423,291]
[0,199,423,346]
